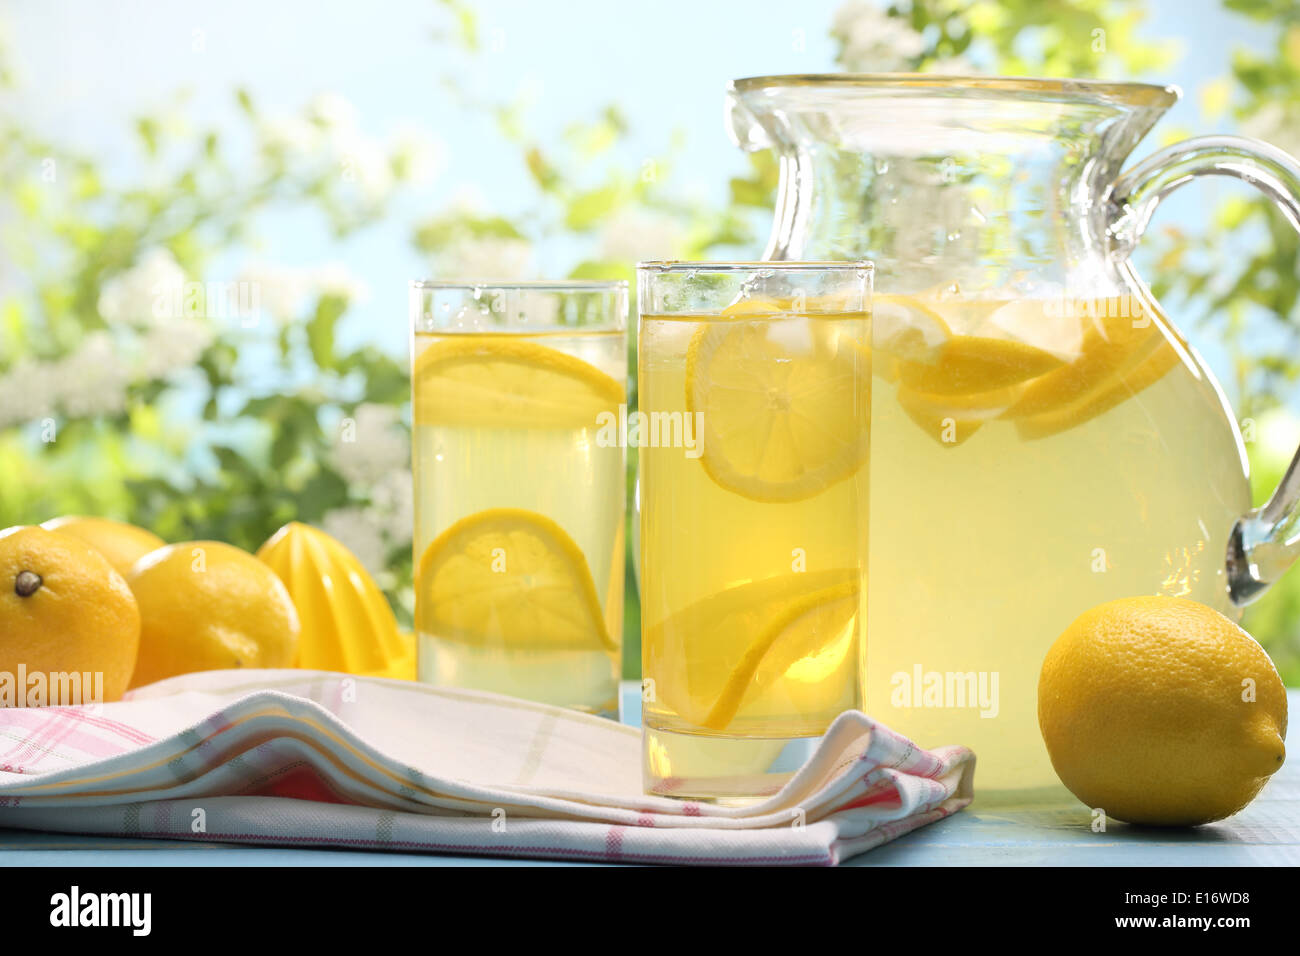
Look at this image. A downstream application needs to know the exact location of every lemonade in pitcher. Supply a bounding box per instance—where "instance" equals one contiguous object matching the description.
[721,73,1300,795]
[411,282,627,715]
[637,262,871,800]
[865,287,1249,792]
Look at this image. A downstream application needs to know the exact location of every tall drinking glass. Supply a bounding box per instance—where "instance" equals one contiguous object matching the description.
[637,261,872,800]
[410,281,628,715]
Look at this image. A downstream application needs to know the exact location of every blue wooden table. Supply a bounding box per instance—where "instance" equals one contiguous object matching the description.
[2,686,1295,866]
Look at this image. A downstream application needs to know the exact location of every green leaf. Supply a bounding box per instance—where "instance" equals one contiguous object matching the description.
[525,147,562,193]
[0,298,26,361]
[1225,0,1297,21]
[136,117,160,156]
[307,294,347,370]
[564,184,623,229]
[411,213,524,254]
[211,445,246,476]
[240,395,283,419]
[569,260,632,282]
[270,421,297,469]
[437,0,479,50]
[296,467,349,521]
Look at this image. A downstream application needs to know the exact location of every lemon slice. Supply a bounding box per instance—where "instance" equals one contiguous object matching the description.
[1015,334,1181,440]
[709,583,859,729]
[875,293,1062,395]
[873,294,951,364]
[416,508,615,652]
[896,335,1065,395]
[719,296,790,317]
[413,336,625,428]
[896,381,1025,448]
[644,570,861,731]
[685,314,869,503]
[1003,300,1162,420]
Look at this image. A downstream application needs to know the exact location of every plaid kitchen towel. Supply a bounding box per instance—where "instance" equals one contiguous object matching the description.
[0,670,974,866]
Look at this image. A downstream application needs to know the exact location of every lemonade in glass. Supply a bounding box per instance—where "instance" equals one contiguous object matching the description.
[411,281,627,715]
[637,262,872,800]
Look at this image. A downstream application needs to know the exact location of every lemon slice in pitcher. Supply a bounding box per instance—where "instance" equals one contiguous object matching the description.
[1015,333,1182,440]
[999,296,1183,438]
[875,293,1063,394]
[1003,299,1163,420]
[416,508,616,652]
[896,381,1026,448]
[896,335,1065,395]
[872,294,951,364]
[413,335,625,428]
[644,570,861,731]
[685,309,869,503]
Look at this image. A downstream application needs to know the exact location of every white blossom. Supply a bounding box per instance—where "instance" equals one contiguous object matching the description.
[325,401,413,578]
[0,357,55,428]
[334,403,408,485]
[136,319,215,380]
[237,261,368,323]
[832,1,926,72]
[321,506,388,578]
[308,92,360,131]
[0,321,205,428]
[238,263,314,320]
[333,130,394,203]
[438,237,536,280]
[597,209,683,265]
[313,261,371,304]
[260,93,399,203]
[260,114,319,159]
[389,122,448,185]
[305,93,393,201]
[97,248,187,326]
[370,470,415,545]
[51,332,132,420]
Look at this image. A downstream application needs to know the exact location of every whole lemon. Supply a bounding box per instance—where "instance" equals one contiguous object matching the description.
[0,525,140,703]
[1039,596,1287,826]
[128,541,300,687]
[41,515,165,580]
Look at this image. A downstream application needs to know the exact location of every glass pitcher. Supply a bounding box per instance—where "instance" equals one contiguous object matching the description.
[725,74,1300,794]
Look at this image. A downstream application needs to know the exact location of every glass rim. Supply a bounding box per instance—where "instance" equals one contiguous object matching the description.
[729,73,1180,108]
[410,279,628,291]
[410,278,627,332]
[637,259,873,274]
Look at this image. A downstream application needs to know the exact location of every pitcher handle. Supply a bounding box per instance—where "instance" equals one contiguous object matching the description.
[1105,135,1300,605]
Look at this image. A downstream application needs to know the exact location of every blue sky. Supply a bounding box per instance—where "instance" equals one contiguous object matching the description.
[1,0,1281,379]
